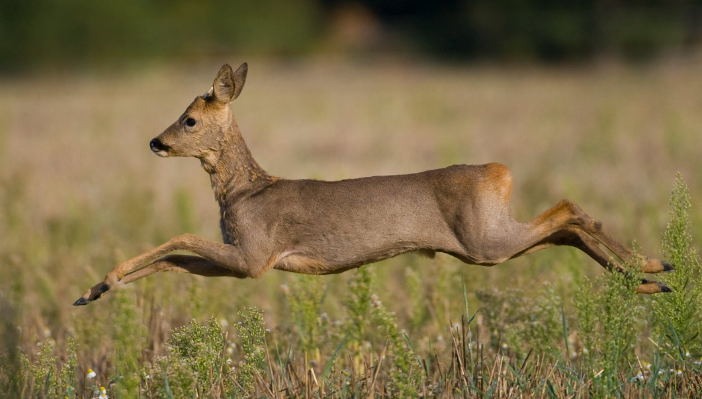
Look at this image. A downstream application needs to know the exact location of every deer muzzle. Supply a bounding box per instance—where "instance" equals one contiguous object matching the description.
[150,138,170,157]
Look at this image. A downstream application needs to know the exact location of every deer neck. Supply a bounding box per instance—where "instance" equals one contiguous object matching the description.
[200,120,271,209]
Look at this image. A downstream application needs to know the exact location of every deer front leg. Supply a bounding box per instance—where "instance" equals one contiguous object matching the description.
[120,254,248,282]
[73,255,245,305]
[74,234,258,305]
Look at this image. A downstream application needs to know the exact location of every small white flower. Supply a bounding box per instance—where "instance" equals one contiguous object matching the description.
[677,370,682,376]
[686,352,690,357]
[630,372,644,382]
[501,343,508,349]
[87,369,96,379]
[99,386,108,399]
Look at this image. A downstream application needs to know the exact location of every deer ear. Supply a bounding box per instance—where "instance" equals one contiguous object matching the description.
[212,63,248,103]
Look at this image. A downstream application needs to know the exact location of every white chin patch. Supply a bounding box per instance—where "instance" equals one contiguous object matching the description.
[154,150,169,157]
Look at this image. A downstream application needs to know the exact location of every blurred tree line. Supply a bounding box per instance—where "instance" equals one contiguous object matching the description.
[354,0,702,60]
[1,0,701,71]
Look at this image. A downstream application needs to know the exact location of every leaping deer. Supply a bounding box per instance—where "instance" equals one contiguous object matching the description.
[74,63,673,306]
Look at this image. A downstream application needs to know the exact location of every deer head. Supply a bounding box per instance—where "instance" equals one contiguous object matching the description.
[149,63,248,159]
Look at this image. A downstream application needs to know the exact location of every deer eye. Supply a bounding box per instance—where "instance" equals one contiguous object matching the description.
[185,118,196,127]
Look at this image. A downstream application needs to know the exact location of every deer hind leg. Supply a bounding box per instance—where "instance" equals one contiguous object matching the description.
[538,199,674,274]
[74,233,257,305]
[509,227,671,294]
[511,199,672,294]
[511,227,626,272]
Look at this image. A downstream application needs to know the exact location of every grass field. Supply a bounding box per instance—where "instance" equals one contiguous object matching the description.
[1,58,701,397]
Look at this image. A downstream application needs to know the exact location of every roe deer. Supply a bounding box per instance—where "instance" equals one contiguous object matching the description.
[74,63,673,306]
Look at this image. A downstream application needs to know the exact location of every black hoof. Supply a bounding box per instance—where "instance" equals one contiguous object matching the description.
[73,297,89,306]
[658,282,673,293]
[661,261,675,272]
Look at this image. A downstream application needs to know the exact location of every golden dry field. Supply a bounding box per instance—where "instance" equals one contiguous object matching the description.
[1,59,701,397]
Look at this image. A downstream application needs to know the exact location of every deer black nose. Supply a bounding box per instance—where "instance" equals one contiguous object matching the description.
[150,138,168,153]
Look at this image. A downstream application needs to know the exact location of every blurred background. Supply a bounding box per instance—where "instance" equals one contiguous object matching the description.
[3,0,702,70]
[1,0,702,394]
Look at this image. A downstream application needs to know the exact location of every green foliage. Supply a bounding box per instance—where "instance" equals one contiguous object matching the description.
[344,266,374,343]
[0,292,23,396]
[233,307,267,396]
[23,340,57,397]
[370,293,421,397]
[431,258,455,326]
[405,268,427,331]
[60,338,78,397]
[598,265,642,385]
[651,173,702,356]
[148,317,233,397]
[1,0,698,70]
[574,261,642,394]
[19,338,78,398]
[283,275,326,355]
[169,318,228,388]
[478,284,562,357]
[573,277,597,367]
[0,0,323,70]
[112,290,148,398]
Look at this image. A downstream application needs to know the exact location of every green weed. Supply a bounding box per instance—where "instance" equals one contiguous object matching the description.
[233,307,267,396]
[344,265,374,343]
[651,173,702,358]
[112,290,148,398]
[282,275,326,357]
[370,293,422,396]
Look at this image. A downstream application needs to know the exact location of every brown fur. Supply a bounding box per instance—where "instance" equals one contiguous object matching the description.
[74,63,673,305]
